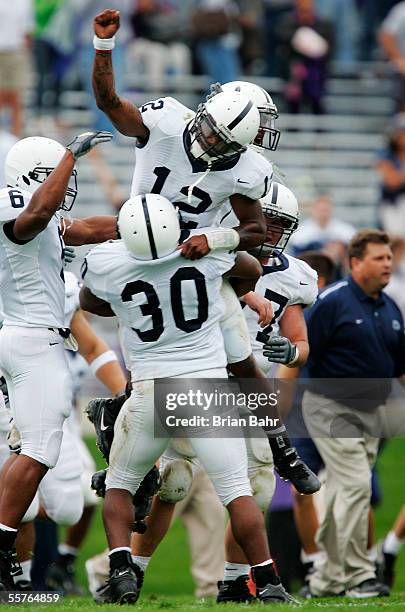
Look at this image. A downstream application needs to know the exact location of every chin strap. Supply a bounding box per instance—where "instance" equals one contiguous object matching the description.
[187,161,212,205]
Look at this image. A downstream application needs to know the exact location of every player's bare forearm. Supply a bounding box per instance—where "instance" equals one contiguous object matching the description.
[236,221,266,251]
[226,252,262,296]
[80,286,115,317]
[93,51,148,138]
[64,216,118,245]
[13,152,75,241]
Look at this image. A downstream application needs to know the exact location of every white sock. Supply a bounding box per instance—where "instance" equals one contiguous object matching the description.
[15,560,31,584]
[251,558,273,569]
[0,523,17,532]
[109,547,131,556]
[58,544,77,557]
[383,531,404,556]
[223,562,250,581]
[301,550,322,564]
[368,545,378,562]
[131,555,150,571]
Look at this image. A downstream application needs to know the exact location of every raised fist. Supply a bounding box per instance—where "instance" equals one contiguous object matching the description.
[94,9,120,39]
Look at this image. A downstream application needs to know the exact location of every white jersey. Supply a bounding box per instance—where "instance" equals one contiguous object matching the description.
[0,187,65,328]
[64,271,81,327]
[130,97,273,229]
[83,240,235,380]
[245,252,318,372]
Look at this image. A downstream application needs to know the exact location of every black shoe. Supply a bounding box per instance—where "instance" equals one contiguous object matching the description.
[15,580,32,591]
[377,541,396,588]
[133,466,161,534]
[274,447,321,494]
[0,550,18,591]
[346,578,390,598]
[108,561,144,605]
[86,395,126,462]
[251,564,298,604]
[217,575,255,603]
[45,554,84,595]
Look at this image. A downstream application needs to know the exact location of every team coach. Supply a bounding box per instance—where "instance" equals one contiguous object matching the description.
[302,229,405,598]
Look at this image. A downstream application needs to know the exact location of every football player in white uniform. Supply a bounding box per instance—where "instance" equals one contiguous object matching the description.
[215,182,319,603]
[92,10,273,257]
[80,194,295,604]
[0,130,120,589]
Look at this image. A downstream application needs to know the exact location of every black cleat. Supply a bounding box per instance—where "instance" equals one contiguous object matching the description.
[101,561,144,605]
[0,550,19,591]
[251,563,298,604]
[346,578,390,598]
[45,553,84,595]
[15,580,33,591]
[377,541,396,588]
[132,466,161,534]
[86,395,126,462]
[217,575,254,603]
[274,447,321,494]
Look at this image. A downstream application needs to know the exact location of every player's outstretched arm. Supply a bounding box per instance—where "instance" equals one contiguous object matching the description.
[93,9,149,139]
[13,131,112,241]
[229,194,266,251]
[63,215,119,245]
[70,308,127,395]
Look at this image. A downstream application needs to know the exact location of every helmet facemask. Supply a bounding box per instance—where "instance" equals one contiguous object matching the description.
[254,206,299,257]
[27,166,78,211]
[254,105,280,152]
[188,104,248,163]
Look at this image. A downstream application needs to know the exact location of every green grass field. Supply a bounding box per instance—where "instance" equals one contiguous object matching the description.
[9,436,404,610]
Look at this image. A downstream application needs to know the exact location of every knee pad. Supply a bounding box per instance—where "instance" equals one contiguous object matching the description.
[21,494,39,523]
[45,490,84,526]
[249,466,276,512]
[21,429,63,469]
[158,459,193,503]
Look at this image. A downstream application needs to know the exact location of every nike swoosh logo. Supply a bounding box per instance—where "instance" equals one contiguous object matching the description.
[237,179,249,184]
[100,409,109,431]
[49,342,59,346]
[299,282,308,285]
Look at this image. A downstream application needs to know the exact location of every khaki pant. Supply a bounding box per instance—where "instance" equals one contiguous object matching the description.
[174,469,225,598]
[302,390,379,595]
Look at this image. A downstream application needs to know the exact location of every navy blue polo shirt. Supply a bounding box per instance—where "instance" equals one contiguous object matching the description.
[306,275,405,382]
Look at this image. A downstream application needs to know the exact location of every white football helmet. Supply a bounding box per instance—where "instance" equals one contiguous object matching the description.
[4,137,77,211]
[118,193,181,260]
[188,91,260,163]
[214,81,280,152]
[255,182,299,255]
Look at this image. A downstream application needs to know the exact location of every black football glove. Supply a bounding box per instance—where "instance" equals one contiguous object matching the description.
[66,131,112,160]
[263,335,298,365]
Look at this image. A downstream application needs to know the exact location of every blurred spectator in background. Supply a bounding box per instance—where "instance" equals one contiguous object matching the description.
[315,0,358,70]
[0,1,33,136]
[376,114,405,237]
[235,0,263,75]
[32,0,68,132]
[0,129,18,186]
[70,0,134,132]
[289,193,355,276]
[128,0,192,89]
[277,0,334,114]
[379,1,405,113]
[384,236,405,319]
[262,1,294,77]
[358,0,398,62]
[191,0,242,83]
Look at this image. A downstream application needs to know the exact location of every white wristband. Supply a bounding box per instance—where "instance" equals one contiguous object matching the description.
[287,345,300,367]
[93,35,115,51]
[90,350,118,375]
[205,228,240,251]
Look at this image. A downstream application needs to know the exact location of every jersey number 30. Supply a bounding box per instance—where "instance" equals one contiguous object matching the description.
[121,267,209,342]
